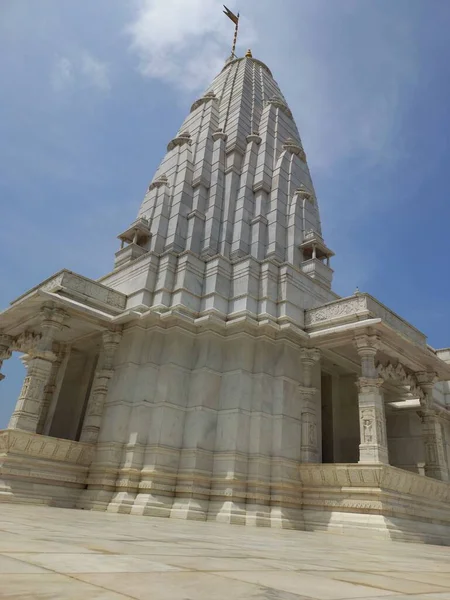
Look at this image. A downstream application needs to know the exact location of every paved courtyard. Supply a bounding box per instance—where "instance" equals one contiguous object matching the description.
[1,505,450,599]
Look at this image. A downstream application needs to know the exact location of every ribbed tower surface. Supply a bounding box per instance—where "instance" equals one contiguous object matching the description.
[102,52,336,325]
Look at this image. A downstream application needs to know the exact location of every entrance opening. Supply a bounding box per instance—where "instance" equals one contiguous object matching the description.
[320,371,360,463]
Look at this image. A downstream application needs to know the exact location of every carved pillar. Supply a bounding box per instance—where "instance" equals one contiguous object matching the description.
[79,329,122,444]
[9,305,68,433]
[36,347,66,435]
[416,371,448,481]
[299,348,321,462]
[355,334,388,464]
[0,334,13,382]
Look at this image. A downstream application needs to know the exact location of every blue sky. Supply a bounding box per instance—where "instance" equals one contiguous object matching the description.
[1,0,450,427]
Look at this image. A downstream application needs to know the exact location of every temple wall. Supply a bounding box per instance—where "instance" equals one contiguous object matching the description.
[78,323,321,528]
[99,251,336,320]
[386,411,424,474]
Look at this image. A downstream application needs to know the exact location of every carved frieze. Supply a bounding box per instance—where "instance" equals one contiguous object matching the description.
[305,296,368,327]
[376,361,425,401]
[39,271,126,310]
[305,294,426,346]
[0,430,95,466]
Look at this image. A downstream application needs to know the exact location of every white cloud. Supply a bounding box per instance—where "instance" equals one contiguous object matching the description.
[127,0,256,91]
[51,52,110,93]
[51,57,74,92]
[81,53,111,91]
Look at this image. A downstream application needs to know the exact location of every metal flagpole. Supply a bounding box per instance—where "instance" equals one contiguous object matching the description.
[223,5,240,58]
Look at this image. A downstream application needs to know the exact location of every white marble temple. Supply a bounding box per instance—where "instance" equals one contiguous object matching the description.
[1,50,450,544]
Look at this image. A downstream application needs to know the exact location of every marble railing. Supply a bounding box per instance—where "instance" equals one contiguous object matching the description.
[12,270,127,313]
[0,429,95,467]
[301,258,333,289]
[305,293,426,347]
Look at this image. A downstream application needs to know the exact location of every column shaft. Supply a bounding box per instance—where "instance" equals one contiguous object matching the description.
[357,378,388,464]
[9,357,54,432]
[355,334,389,464]
[419,409,448,481]
[299,348,321,463]
[79,330,122,444]
[8,305,67,433]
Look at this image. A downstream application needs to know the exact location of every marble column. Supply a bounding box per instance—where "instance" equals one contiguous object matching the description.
[79,329,122,444]
[8,305,68,433]
[36,348,66,435]
[416,371,448,481]
[299,348,321,463]
[354,334,388,464]
[0,334,13,382]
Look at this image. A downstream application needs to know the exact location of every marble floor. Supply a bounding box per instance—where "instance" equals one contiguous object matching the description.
[0,505,450,599]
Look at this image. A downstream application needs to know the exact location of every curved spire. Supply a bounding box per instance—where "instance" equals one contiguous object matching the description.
[135,52,331,274]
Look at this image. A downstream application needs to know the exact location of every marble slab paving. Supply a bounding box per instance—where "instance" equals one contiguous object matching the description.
[1,504,450,599]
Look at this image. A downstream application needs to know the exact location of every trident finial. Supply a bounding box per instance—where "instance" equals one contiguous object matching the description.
[223,5,240,58]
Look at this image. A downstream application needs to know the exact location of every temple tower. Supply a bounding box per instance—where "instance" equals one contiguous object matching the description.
[77,51,336,526]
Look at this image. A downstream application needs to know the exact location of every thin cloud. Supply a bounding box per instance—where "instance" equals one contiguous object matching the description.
[127,0,256,92]
[51,57,74,92]
[51,52,110,93]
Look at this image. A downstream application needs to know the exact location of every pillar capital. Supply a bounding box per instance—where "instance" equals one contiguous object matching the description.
[356,377,384,393]
[0,333,13,355]
[299,347,320,389]
[100,328,123,370]
[299,347,321,365]
[32,304,69,360]
[0,334,13,382]
[354,333,380,356]
[354,334,380,379]
[416,370,438,391]
[416,371,438,410]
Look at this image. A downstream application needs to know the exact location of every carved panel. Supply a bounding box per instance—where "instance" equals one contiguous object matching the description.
[305,296,368,327]
[305,294,426,346]
[39,271,126,310]
[0,430,95,466]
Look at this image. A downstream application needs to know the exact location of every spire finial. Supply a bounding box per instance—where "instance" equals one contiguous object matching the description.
[245,49,252,58]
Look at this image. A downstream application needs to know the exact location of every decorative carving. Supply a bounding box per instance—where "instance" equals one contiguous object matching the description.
[167,131,192,151]
[0,430,95,466]
[266,96,293,119]
[39,271,126,310]
[0,334,13,381]
[357,377,384,392]
[305,294,426,346]
[295,186,313,201]
[212,129,227,142]
[305,296,368,327]
[376,362,425,401]
[282,138,306,161]
[190,90,217,113]
[12,331,42,355]
[246,133,262,145]
[148,173,169,191]
[361,409,374,443]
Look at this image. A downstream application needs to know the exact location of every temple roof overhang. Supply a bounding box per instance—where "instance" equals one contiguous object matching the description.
[0,270,136,347]
[305,293,450,381]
